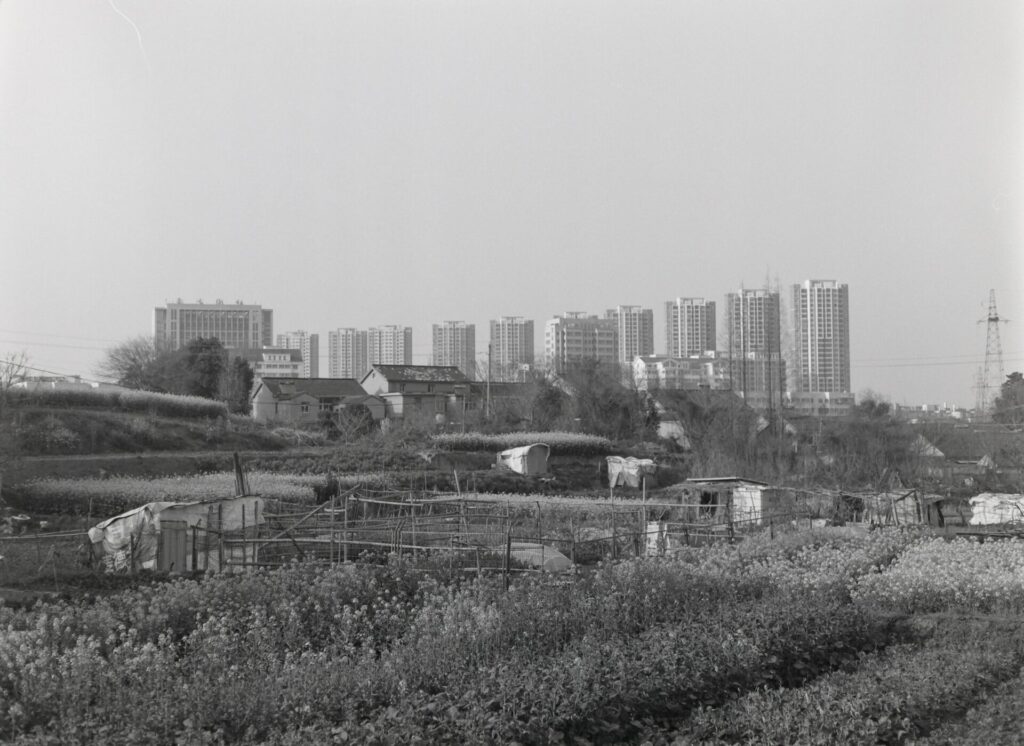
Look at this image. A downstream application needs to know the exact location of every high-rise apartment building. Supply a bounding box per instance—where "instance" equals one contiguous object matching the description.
[368,325,413,366]
[327,328,369,379]
[489,317,535,381]
[665,298,716,358]
[792,280,850,393]
[154,299,272,352]
[726,288,784,399]
[432,321,476,380]
[543,312,618,374]
[328,325,413,379]
[606,305,655,364]
[276,330,319,378]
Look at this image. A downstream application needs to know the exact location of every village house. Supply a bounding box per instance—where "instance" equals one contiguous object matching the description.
[250,377,385,425]
[359,364,471,425]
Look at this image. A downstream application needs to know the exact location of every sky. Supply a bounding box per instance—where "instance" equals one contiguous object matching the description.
[0,0,1021,409]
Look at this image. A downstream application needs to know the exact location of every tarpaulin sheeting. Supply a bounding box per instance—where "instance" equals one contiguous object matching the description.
[497,443,550,476]
[606,456,656,488]
[969,493,1024,525]
[88,496,265,573]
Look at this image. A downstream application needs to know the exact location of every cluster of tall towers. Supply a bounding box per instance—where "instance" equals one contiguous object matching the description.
[544,280,851,397]
[152,279,850,396]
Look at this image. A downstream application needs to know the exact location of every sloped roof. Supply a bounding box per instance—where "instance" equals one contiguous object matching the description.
[917,425,1024,464]
[256,377,365,400]
[366,365,469,383]
[685,476,771,487]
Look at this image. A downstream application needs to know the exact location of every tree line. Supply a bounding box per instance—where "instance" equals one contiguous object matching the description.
[98,336,253,414]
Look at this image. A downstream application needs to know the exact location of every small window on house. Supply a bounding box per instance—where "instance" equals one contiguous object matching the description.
[300,403,310,414]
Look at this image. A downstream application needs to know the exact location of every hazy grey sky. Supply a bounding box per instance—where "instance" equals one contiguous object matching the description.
[1,0,1021,407]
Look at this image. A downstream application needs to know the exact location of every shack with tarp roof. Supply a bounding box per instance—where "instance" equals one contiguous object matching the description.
[88,495,264,574]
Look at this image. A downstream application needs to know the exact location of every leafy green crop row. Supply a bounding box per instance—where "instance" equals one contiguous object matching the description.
[5,529,1024,743]
[0,539,898,744]
[852,536,1024,614]
[5,472,392,516]
[8,387,228,419]
[432,430,614,455]
[669,620,1024,745]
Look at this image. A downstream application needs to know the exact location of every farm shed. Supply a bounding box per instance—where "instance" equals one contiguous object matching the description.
[607,456,656,489]
[968,493,1024,526]
[679,477,790,525]
[496,443,550,475]
[88,496,264,574]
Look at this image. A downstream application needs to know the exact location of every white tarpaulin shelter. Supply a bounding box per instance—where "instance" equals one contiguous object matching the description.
[607,456,656,488]
[88,496,265,573]
[496,443,550,475]
[509,542,572,572]
[968,493,1024,525]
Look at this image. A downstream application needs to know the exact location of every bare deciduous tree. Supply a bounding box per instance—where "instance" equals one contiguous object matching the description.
[0,352,29,500]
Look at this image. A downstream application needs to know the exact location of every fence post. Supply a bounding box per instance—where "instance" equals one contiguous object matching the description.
[217,504,224,571]
[411,504,417,559]
[612,508,618,560]
[636,508,642,558]
[330,496,336,565]
[569,514,576,565]
[241,504,247,567]
[727,492,735,543]
[504,529,512,591]
[253,500,259,566]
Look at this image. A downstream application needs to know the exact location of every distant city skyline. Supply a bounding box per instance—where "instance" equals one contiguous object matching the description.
[1,2,1019,409]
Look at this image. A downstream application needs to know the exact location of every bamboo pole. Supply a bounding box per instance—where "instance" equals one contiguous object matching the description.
[241,505,247,567]
[218,504,224,570]
[253,501,259,565]
[611,507,617,560]
[569,514,576,565]
[330,496,336,564]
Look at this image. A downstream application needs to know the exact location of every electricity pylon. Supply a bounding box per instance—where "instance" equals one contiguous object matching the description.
[976,290,1009,415]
